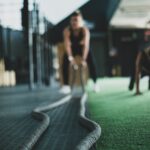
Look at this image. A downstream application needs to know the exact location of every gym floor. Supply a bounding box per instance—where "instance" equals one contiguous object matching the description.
[1,78,149,150]
[88,78,150,150]
[0,86,95,150]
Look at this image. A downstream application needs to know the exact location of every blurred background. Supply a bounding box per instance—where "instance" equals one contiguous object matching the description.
[0,0,149,88]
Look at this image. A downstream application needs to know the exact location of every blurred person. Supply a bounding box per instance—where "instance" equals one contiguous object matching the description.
[59,11,99,94]
[135,29,150,95]
[128,42,139,91]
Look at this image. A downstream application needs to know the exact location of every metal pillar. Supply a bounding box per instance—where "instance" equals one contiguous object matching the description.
[44,18,50,85]
[34,3,42,87]
[28,27,34,89]
[23,0,34,89]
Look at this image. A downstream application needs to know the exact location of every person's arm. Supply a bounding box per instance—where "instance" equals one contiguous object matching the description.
[63,28,74,62]
[135,51,142,95]
[81,27,90,62]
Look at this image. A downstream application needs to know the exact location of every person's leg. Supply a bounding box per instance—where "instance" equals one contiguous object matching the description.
[86,52,99,92]
[148,76,150,90]
[129,72,135,91]
[135,52,143,95]
[135,64,142,95]
[62,54,69,85]
[59,54,71,94]
[87,52,97,83]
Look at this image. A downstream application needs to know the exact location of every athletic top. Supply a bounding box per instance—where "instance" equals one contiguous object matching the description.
[138,30,150,52]
[137,31,150,74]
[69,27,84,56]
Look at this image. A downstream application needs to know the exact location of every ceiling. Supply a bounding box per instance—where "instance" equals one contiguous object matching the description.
[110,0,150,29]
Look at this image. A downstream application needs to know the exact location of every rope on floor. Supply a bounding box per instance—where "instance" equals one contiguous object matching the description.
[19,64,101,150]
[76,93,101,150]
[19,95,72,150]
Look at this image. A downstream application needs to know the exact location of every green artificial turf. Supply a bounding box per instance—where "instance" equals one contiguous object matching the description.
[88,78,150,150]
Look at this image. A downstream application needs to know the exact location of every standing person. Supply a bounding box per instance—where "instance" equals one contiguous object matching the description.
[59,11,99,94]
[135,30,150,95]
[128,39,139,91]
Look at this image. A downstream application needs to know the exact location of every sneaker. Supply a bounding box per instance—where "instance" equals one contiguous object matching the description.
[93,84,100,93]
[72,86,83,98]
[129,80,134,91]
[59,85,71,94]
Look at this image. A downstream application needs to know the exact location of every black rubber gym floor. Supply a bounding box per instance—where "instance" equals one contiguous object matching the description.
[33,98,88,150]
[0,86,63,150]
[0,86,95,150]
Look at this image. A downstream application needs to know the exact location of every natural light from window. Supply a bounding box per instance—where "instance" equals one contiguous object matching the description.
[0,0,89,30]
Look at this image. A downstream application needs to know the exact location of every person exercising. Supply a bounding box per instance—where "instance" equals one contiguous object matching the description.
[135,30,150,95]
[60,11,99,93]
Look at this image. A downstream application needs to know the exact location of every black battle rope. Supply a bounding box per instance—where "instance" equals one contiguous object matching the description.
[74,65,101,150]
[20,64,101,150]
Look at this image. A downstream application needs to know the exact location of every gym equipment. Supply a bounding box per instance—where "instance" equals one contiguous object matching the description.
[20,64,101,150]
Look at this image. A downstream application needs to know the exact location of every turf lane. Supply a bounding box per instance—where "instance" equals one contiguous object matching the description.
[88,78,150,150]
